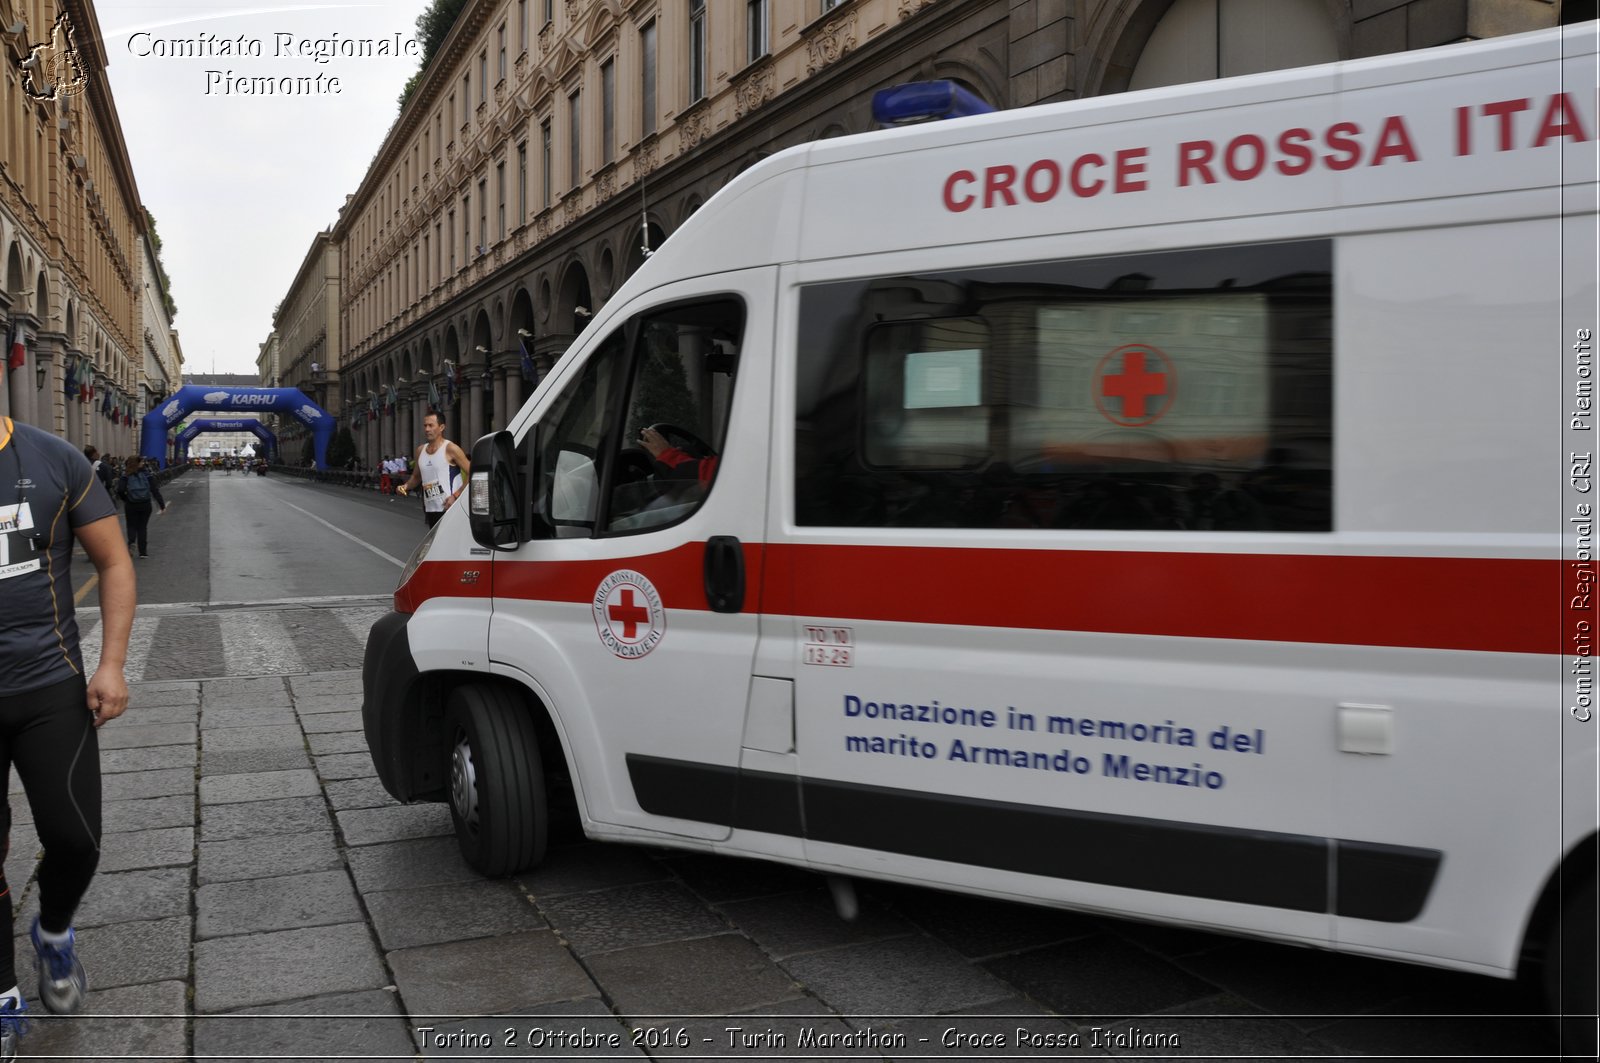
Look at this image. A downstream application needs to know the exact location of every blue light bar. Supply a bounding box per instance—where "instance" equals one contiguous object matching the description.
[871,81,995,125]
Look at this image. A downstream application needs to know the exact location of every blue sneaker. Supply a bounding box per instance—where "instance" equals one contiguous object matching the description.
[30,918,86,1014]
[0,996,28,1061]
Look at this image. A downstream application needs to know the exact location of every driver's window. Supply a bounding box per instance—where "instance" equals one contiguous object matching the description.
[535,331,627,537]
[605,298,742,534]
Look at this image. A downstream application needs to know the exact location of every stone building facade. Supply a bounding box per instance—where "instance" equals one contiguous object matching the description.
[0,0,177,455]
[322,0,1568,465]
[272,231,341,457]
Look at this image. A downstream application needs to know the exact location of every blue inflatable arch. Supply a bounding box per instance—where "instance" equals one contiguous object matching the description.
[174,419,278,463]
[141,385,335,469]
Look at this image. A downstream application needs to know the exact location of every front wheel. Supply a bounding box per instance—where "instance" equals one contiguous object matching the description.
[446,684,547,876]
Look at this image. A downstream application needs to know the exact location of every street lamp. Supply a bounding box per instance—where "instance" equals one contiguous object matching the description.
[35,361,46,390]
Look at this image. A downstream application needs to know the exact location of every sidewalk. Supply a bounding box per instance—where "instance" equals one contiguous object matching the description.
[4,670,1551,1061]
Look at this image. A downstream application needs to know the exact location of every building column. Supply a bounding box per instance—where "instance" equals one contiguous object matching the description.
[6,312,41,427]
[467,374,485,445]
[505,367,523,423]
[493,367,508,433]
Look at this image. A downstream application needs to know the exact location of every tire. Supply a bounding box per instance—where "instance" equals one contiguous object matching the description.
[445,684,548,877]
[1543,875,1598,1058]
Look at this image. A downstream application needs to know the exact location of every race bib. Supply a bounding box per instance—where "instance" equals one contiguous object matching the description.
[423,480,446,501]
[0,503,42,580]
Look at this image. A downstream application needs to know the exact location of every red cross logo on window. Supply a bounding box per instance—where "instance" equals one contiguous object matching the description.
[1093,343,1176,427]
[607,588,651,640]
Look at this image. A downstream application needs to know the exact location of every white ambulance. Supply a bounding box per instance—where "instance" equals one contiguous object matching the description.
[362,23,1598,1042]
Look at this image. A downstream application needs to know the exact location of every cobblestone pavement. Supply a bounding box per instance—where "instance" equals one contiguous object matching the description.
[3,605,1560,1060]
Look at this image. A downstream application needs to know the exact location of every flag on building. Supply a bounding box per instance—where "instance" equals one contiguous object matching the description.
[5,320,24,371]
[428,377,440,411]
[62,355,76,398]
[519,334,536,383]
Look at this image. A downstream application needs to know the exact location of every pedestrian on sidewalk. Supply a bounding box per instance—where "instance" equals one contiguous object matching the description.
[116,456,166,559]
[397,412,471,528]
[83,447,117,508]
[0,415,134,1060]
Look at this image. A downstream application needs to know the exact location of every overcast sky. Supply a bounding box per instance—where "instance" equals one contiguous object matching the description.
[98,1,429,376]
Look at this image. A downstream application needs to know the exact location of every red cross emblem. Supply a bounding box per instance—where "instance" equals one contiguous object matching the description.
[593,570,666,658]
[1093,344,1176,427]
[607,588,650,640]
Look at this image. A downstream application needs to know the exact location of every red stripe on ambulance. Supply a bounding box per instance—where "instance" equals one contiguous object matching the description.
[401,544,1552,655]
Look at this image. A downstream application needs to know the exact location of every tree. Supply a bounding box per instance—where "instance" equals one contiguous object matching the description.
[143,208,178,320]
[398,0,469,111]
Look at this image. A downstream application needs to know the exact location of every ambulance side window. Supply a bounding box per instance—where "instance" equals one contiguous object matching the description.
[535,331,628,537]
[605,298,743,535]
[794,241,1333,531]
[531,298,743,539]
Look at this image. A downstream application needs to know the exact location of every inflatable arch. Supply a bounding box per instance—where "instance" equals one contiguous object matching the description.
[142,385,335,469]
[174,419,278,463]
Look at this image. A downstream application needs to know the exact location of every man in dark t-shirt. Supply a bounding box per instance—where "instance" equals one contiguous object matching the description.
[0,417,134,1058]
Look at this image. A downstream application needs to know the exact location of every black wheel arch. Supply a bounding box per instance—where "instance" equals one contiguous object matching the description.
[363,615,573,812]
[1519,830,1598,982]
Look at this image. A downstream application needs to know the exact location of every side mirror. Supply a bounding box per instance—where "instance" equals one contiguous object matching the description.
[468,431,521,551]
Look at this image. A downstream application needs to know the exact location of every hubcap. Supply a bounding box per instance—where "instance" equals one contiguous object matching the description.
[450,731,480,834]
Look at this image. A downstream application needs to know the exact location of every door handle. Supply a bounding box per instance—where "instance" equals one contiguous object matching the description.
[704,536,745,614]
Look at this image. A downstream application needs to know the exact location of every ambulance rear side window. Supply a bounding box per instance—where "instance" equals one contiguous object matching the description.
[794,241,1332,531]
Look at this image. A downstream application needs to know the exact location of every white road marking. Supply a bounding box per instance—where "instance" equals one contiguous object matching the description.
[77,613,158,682]
[334,606,390,648]
[275,499,407,568]
[219,610,307,676]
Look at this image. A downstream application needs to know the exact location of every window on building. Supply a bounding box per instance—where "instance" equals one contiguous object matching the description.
[568,90,581,188]
[793,242,1334,532]
[519,0,528,50]
[1128,0,1338,90]
[517,142,528,223]
[640,21,658,137]
[478,177,488,248]
[601,59,616,166]
[461,197,470,261]
[747,0,769,64]
[540,119,552,209]
[498,25,507,81]
[435,222,443,279]
[497,161,507,241]
[462,77,470,122]
[689,0,706,102]
[448,210,457,271]
[480,51,488,101]
[542,0,553,25]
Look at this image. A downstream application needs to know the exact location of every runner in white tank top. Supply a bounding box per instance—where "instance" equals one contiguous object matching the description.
[398,411,472,528]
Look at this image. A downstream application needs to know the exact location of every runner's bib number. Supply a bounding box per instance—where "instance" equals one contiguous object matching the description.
[424,480,446,501]
[0,502,41,580]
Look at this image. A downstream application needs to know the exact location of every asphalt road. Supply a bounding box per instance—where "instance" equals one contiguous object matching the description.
[42,468,1574,1059]
[75,467,428,608]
